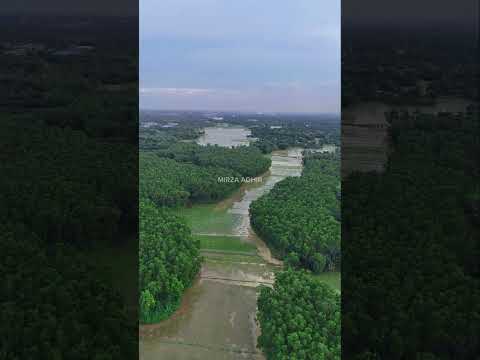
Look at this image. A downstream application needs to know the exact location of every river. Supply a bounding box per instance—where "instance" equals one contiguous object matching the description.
[139,126,303,360]
[342,96,475,175]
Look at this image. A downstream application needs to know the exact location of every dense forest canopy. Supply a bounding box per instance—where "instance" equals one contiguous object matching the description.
[0,224,136,359]
[342,28,478,107]
[252,149,341,359]
[343,109,480,359]
[1,18,138,143]
[250,124,340,153]
[140,152,241,206]
[250,152,341,273]
[139,128,179,151]
[257,270,340,360]
[157,142,271,178]
[139,130,271,323]
[0,119,137,247]
[1,17,138,357]
[139,136,272,207]
[139,199,201,323]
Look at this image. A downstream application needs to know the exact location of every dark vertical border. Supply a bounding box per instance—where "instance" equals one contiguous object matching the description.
[0,1,139,358]
[341,1,479,358]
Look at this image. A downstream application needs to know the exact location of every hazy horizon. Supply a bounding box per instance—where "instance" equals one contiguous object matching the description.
[140,0,340,114]
[139,107,340,116]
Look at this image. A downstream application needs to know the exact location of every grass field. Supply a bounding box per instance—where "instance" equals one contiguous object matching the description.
[175,204,236,235]
[314,271,341,292]
[195,234,257,253]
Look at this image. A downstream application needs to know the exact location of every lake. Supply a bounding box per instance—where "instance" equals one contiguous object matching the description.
[197,125,252,147]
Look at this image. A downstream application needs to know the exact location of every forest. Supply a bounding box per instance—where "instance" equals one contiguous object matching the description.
[342,27,478,107]
[251,150,341,360]
[1,17,138,358]
[158,142,271,178]
[138,110,342,358]
[139,110,340,154]
[0,122,138,358]
[139,140,271,322]
[0,120,137,247]
[250,122,340,153]
[342,109,480,359]
[139,199,201,323]
[250,152,341,273]
[140,153,240,206]
[1,19,138,143]
[257,270,340,360]
[140,128,179,151]
[140,142,271,207]
[1,223,136,359]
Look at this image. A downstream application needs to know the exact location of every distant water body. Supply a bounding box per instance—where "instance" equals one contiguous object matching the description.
[196,125,252,147]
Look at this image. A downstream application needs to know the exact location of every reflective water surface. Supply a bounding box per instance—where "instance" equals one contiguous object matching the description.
[197,125,252,147]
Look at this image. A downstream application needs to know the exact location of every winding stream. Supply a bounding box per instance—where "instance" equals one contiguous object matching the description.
[139,127,303,360]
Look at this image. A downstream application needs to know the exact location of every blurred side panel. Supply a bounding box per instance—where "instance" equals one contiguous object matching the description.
[342,0,479,359]
[0,1,138,358]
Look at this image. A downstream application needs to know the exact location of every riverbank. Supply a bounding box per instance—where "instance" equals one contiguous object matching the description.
[139,148,303,360]
[140,122,340,359]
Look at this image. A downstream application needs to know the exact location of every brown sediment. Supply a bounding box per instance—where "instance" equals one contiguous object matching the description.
[139,276,202,336]
[248,230,283,266]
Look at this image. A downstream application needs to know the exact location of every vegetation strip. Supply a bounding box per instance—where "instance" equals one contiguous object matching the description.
[155,339,261,356]
[200,249,260,256]
[139,139,272,323]
[195,234,257,253]
[251,152,340,273]
[200,275,274,285]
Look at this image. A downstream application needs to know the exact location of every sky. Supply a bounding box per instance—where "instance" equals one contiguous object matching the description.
[140,0,340,114]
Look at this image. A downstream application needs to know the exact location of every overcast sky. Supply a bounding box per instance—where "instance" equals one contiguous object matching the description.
[140,0,340,113]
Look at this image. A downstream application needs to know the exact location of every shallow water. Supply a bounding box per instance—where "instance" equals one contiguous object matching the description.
[229,148,303,239]
[140,129,303,359]
[140,281,261,360]
[197,125,252,147]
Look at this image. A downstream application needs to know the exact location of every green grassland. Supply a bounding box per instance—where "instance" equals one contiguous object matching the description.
[175,204,236,235]
[314,271,341,292]
[195,234,257,253]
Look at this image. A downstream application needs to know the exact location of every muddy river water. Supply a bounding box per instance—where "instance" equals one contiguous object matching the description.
[139,127,303,360]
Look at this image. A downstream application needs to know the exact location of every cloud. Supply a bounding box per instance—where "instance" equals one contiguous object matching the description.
[140,0,340,112]
[140,84,340,114]
[140,0,339,44]
[140,87,215,96]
